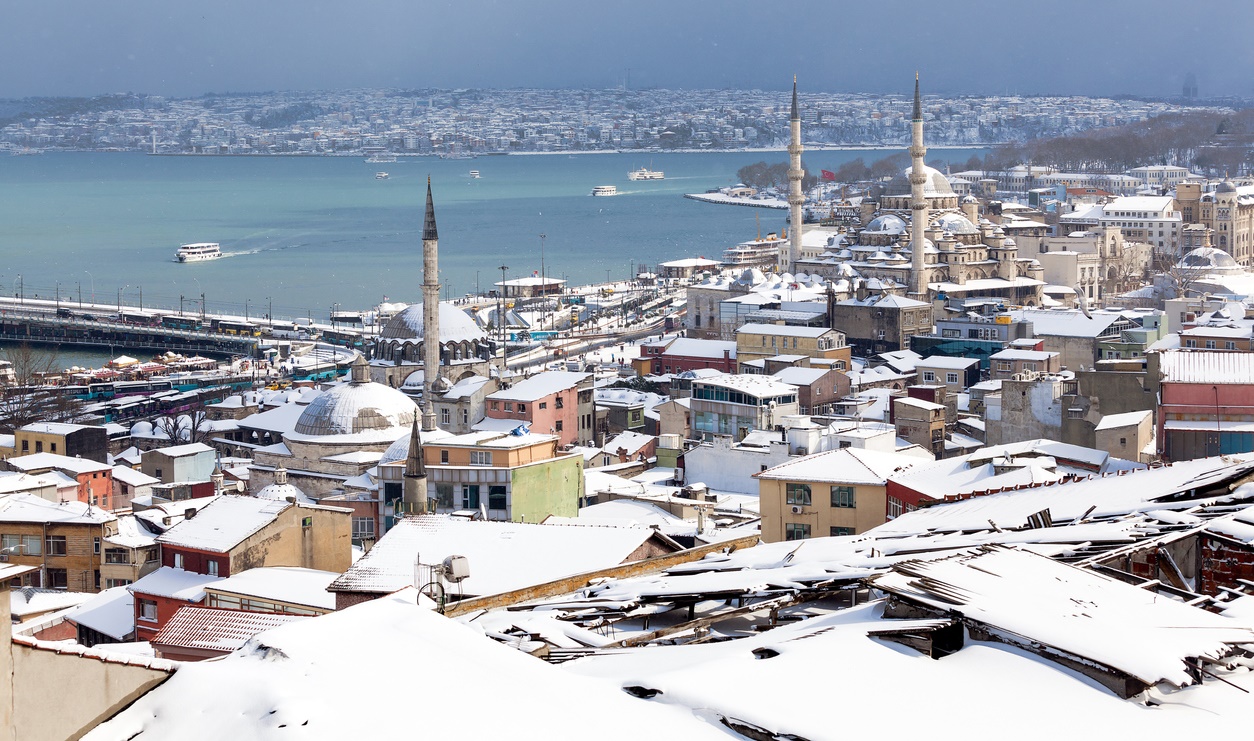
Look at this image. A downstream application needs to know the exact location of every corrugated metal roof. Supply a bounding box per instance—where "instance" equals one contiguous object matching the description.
[152,606,305,652]
[1158,349,1254,384]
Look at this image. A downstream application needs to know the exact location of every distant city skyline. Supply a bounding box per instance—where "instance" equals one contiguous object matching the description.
[3,0,1253,100]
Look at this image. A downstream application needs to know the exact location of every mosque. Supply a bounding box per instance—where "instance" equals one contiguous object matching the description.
[790,76,1046,306]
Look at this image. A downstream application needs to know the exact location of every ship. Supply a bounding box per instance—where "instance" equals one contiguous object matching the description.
[365,153,397,163]
[176,242,222,263]
[720,233,786,269]
[627,166,664,181]
[375,172,390,180]
[591,185,618,197]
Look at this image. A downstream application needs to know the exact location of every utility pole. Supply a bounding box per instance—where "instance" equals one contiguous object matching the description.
[180,294,184,316]
[55,282,60,311]
[200,292,206,322]
[77,282,81,308]
[498,264,509,370]
[139,286,143,311]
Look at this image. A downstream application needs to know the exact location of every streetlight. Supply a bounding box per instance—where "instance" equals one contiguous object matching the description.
[497,265,509,370]
[55,281,60,311]
[14,274,21,305]
[118,284,128,314]
[83,271,94,305]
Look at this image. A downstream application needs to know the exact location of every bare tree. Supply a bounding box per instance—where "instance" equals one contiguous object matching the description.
[0,343,81,433]
[151,401,214,446]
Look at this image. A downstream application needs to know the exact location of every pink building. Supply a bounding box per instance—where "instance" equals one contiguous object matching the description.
[1156,351,1254,461]
[485,371,592,447]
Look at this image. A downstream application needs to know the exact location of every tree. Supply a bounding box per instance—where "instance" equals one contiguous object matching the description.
[152,403,214,446]
[0,343,82,433]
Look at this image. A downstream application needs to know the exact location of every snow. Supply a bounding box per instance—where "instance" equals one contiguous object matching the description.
[155,495,289,553]
[152,607,307,653]
[1094,409,1152,431]
[205,567,338,611]
[66,587,135,641]
[0,493,115,525]
[106,514,160,549]
[9,588,93,619]
[328,516,671,598]
[755,448,922,486]
[85,589,730,741]
[128,567,222,601]
[487,371,588,402]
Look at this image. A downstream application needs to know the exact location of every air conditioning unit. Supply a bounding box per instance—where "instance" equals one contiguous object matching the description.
[790,505,804,515]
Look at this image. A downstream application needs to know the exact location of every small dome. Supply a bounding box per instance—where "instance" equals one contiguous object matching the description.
[1217,180,1238,194]
[293,361,418,437]
[932,212,979,235]
[961,194,979,204]
[380,302,488,343]
[864,214,907,235]
[255,466,313,504]
[130,421,153,436]
[1177,246,1242,274]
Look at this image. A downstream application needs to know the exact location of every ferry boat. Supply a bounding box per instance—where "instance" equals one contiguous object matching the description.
[365,153,397,163]
[591,185,618,197]
[375,172,390,180]
[176,242,222,263]
[721,233,786,269]
[469,170,481,179]
[627,166,664,181]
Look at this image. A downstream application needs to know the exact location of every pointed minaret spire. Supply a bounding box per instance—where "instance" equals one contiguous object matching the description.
[786,76,804,274]
[421,177,441,432]
[423,176,438,241]
[790,75,799,121]
[912,71,922,121]
[402,417,429,513]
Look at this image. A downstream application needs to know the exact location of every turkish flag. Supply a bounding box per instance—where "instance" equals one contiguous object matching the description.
[821,169,836,180]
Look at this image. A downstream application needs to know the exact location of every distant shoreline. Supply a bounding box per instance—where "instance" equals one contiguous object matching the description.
[94,143,999,157]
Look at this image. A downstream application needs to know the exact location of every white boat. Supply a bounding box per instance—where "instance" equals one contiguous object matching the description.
[721,233,786,269]
[177,242,222,263]
[469,170,481,178]
[365,153,397,163]
[627,166,664,181]
[375,172,389,180]
[591,185,618,197]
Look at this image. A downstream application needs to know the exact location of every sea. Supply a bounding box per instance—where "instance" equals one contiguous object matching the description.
[0,147,985,368]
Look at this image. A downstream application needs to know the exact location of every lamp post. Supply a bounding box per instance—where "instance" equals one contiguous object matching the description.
[83,271,94,306]
[267,296,273,329]
[497,264,509,370]
[118,285,128,314]
[15,275,22,305]
[245,298,250,323]
[55,281,60,311]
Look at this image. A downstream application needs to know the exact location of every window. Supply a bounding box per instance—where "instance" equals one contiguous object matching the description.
[831,486,856,508]
[463,484,480,509]
[302,516,313,528]
[555,420,563,432]
[555,396,564,409]
[104,548,129,565]
[922,371,936,383]
[539,402,547,410]
[1205,340,1216,350]
[19,440,27,453]
[93,537,100,555]
[50,443,57,454]
[469,451,492,466]
[461,409,468,425]
[34,441,42,453]
[518,404,526,414]
[352,516,376,540]
[1227,342,1238,350]
[996,361,1013,371]
[45,568,67,590]
[138,599,158,622]
[830,527,855,537]
[45,535,67,557]
[441,408,451,425]
[154,468,162,479]
[104,578,132,589]
[1185,339,1197,348]
[504,402,514,412]
[946,373,958,384]
[440,450,449,464]
[173,552,184,569]
[207,560,219,577]
[488,485,507,511]
[785,483,812,506]
[785,523,811,541]
[490,401,499,411]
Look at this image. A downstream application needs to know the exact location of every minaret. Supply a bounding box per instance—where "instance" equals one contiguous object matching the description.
[787,76,805,273]
[421,177,441,432]
[402,418,429,513]
[908,73,929,300]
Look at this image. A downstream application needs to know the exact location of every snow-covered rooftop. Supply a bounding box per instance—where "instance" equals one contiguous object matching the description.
[155,495,290,553]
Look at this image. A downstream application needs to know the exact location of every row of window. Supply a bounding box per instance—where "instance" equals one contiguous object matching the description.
[1184,339,1239,350]
[172,552,220,576]
[784,483,857,508]
[490,400,527,413]
[691,386,797,406]
[1,534,68,557]
[785,524,854,540]
[921,370,960,384]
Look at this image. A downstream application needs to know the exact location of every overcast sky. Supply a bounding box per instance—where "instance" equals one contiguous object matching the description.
[3,0,1251,99]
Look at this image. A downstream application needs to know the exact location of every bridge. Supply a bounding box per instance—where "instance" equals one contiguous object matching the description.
[0,297,263,356]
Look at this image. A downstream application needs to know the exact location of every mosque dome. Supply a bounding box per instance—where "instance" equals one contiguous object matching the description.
[902,165,956,197]
[1177,247,1242,275]
[1216,180,1238,195]
[130,421,153,437]
[932,212,979,235]
[254,466,314,504]
[293,358,417,437]
[961,194,979,204]
[863,214,908,235]
[380,303,488,343]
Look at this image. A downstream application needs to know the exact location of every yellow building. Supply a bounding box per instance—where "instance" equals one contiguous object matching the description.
[734,323,850,368]
[755,448,923,542]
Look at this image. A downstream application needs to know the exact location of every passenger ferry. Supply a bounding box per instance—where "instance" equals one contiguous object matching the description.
[720,233,786,269]
[365,153,397,163]
[176,242,222,263]
[375,172,390,180]
[469,170,481,178]
[591,185,618,197]
[627,166,665,181]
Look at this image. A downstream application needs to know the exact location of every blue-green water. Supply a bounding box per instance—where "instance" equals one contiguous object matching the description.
[0,149,985,321]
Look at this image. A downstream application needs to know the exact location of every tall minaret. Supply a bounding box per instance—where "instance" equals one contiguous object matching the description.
[908,73,929,300]
[421,177,441,432]
[402,418,429,513]
[787,76,805,273]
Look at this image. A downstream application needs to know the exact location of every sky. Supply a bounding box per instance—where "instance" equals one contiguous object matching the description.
[3,0,1252,100]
